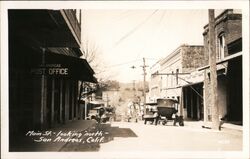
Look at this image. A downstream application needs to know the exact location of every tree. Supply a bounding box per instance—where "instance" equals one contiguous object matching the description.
[98,80,120,91]
[81,37,100,70]
[80,36,119,98]
[81,36,117,82]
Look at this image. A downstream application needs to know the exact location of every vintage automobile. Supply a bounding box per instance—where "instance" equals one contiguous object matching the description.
[143,99,184,126]
[87,106,114,123]
[143,102,158,125]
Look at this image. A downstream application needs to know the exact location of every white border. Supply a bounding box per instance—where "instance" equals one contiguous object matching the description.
[1,1,249,159]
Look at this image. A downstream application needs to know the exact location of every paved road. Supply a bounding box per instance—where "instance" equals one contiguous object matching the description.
[11,120,242,153]
[6,120,245,159]
[99,121,242,151]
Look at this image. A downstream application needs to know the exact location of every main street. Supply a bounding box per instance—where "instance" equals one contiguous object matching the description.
[99,121,242,151]
[58,120,242,152]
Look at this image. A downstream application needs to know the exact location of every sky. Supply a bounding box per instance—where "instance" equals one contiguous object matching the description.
[0,1,244,84]
[81,9,211,83]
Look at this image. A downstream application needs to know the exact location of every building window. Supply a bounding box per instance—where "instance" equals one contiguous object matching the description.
[218,33,225,60]
[228,38,242,55]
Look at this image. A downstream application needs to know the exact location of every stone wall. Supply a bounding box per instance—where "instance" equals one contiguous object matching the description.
[182,46,206,73]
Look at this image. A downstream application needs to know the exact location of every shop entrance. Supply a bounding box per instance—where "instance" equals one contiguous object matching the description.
[227,57,242,125]
[183,83,204,120]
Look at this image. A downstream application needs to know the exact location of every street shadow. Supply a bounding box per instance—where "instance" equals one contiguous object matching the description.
[9,121,138,152]
[59,123,137,152]
[108,127,138,137]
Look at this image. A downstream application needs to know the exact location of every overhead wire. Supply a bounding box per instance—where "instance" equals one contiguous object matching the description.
[135,10,165,61]
[112,10,139,23]
[114,10,159,46]
[103,59,142,68]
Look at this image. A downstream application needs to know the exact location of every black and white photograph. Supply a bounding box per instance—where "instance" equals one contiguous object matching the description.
[1,1,249,159]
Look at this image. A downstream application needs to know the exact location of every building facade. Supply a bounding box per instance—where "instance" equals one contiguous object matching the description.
[9,9,97,145]
[201,9,242,124]
[149,61,161,102]
[147,9,242,124]
[149,45,205,117]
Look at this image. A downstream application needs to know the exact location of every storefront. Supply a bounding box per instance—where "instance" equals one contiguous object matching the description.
[8,9,97,140]
[9,46,97,134]
[182,82,204,120]
[199,53,242,124]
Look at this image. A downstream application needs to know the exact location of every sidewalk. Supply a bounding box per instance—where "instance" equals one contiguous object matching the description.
[10,120,96,152]
[183,120,243,135]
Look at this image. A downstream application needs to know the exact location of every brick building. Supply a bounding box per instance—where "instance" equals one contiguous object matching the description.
[160,45,205,100]
[9,9,97,149]
[149,45,205,117]
[200,9,242,124]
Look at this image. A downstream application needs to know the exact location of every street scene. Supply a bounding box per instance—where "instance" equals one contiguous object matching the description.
[9,120,242,152]
[1,1,249,159]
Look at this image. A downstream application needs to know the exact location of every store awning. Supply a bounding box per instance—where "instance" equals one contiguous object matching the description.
[198,52,242,71]
[9,9,81,48]
[43,51,97,83]
[182,82,203,88]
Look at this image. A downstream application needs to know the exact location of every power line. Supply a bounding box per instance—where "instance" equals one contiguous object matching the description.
[104,59,141,68]
[153,72,204,100]
[115,10,159,46]
[112,10,140,23]
[135,10,165,60]
[144,57,159,61]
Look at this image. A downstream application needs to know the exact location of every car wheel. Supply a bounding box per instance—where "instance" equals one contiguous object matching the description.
[162,120,167,125]
[179,121,184,126]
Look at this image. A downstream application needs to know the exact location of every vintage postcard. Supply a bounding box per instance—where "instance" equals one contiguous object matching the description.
[1,1,249,159]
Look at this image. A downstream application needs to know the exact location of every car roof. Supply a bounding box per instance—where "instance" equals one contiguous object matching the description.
[145,102,158,106]
[92,106,104,110]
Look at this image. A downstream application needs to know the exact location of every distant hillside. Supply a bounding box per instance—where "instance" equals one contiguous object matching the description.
[119,81,148,91]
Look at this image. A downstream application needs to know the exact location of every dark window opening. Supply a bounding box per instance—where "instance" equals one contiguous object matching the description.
[228,38,242,55]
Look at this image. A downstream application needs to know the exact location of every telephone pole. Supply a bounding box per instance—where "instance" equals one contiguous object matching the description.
[131,66,136,97]
[132,80,136,96]
[209,9,219,130]
[141,58,148,113]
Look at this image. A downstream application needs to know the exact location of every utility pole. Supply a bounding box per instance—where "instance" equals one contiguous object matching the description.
[132,80,136,96]
[141,58,148,113]
[209,9,219,130]
[106,93,109,107]
[131,65,136,98]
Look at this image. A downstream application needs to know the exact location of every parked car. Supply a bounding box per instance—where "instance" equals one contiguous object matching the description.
[143,99,184,126]
[87,106,115,123]
[143,102,158,125]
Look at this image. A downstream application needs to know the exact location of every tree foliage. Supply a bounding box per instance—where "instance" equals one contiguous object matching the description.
[99,80,120,91]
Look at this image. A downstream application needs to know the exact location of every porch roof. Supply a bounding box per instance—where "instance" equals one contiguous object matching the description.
[198,52,242,71]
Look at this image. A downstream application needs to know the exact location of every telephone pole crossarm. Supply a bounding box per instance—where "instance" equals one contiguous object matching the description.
[151,72,190,76]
